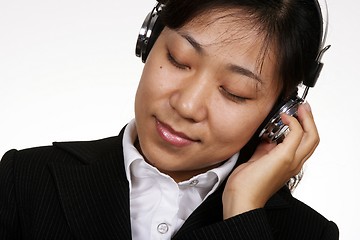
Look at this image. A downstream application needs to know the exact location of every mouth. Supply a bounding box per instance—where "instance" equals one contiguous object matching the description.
[155,118,199,147]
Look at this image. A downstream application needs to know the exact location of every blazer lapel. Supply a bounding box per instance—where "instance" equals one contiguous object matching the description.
[174,181,290,239]
[49,130,132,240]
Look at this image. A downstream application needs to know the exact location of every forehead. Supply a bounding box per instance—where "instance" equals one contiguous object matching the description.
[182,8,263,46]
[174,8,278,86]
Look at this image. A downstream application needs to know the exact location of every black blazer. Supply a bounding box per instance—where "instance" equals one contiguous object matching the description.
[0,128,339,240]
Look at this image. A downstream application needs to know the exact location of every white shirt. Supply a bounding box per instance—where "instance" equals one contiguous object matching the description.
[123,119,238,240]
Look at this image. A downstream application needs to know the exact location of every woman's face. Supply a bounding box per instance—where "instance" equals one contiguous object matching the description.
[135,9,281,182]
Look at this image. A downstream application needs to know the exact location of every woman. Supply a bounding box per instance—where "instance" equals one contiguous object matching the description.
[0,0,338,239]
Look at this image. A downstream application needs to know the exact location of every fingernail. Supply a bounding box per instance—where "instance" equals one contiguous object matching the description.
[303,101,312,113]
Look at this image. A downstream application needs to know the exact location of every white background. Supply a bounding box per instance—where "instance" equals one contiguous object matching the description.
[0,0,358,239]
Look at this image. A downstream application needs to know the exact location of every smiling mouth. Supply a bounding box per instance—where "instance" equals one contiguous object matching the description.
[155,119,198,147]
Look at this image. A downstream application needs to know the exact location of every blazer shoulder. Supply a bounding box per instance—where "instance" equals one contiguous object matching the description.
[52,126,126,165]
[53,134,123,164]
[0,134,125,202]
[1,132,124,173]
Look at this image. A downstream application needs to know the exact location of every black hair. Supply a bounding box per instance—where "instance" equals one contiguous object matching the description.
[160,0,322,98]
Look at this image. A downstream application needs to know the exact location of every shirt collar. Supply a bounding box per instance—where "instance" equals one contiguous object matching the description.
[123,119,142,183]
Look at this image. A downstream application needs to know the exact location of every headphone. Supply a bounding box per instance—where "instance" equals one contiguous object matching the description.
[135,0,331,143]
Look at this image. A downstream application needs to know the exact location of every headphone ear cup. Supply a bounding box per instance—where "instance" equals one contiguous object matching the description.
[141,15,164,62]
[135,3,164,63]
[258,96,303,143]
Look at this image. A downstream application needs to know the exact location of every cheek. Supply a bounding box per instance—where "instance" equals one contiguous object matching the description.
[135,63,162,106]
[210,102,272,145]
[217,113,258,141]
[137,56,177,96]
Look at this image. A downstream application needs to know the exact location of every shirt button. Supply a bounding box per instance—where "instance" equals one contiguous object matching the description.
[157,223,169,234]
[189,179,199,187]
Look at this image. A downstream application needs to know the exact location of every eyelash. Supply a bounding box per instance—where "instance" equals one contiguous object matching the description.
[219,87,248,103]
[167,51,189,70]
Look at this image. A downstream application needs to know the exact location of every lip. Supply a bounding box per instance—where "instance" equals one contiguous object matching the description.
[155,119,198,147]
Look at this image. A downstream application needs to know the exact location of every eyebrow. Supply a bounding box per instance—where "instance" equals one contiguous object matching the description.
[227,64,263,83]
[180,33,204,54]
[179,32,263,83]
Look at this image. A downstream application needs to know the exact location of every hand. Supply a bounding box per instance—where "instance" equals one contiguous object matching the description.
[222,102,319,219]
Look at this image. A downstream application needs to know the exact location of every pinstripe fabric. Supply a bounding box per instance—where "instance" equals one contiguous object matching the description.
[0,128,339,240]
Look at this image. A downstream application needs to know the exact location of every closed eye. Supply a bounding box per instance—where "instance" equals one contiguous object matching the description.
[219,86,249,103]
[167,51,189,70]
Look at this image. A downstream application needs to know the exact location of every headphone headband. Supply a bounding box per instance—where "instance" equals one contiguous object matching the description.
[316,0,330,51]
[304,0,331,89]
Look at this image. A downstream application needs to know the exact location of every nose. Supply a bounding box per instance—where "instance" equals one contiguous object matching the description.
[169,73,210,123]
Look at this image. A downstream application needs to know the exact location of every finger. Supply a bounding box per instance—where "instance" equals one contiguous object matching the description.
[295,103,320,162]
[279,113,303,154]
[277,112,316,174]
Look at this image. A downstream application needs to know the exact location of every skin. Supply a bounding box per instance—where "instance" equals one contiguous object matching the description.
[134,8,319,218]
